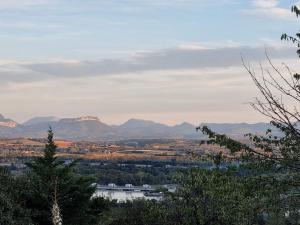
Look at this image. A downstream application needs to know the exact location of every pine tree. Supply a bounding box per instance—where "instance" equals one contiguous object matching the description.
[23,128,109,225]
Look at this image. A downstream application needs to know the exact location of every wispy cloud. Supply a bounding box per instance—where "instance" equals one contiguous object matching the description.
[0,0,51,9]
[0,44,295,86]
[3,55,299,124]
[242,0,295,20]
[22,45,296,78]
[253,0,278,8]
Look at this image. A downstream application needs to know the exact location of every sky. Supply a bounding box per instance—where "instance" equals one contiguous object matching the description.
[1,0,300,125]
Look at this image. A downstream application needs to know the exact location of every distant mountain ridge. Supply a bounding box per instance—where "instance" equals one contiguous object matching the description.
[23,116,59,126]
[0,114,276,140]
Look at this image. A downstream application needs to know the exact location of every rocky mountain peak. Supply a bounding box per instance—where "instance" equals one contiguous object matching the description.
[77,116,100,122]
[0,114,18,128]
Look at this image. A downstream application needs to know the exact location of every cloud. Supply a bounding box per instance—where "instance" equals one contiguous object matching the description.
[23,45,295,76]
[0,44,296,86]
[0,63,256,124]
[1,44,298,124]
[253,0,278,8]
[0,59,284,124]
[0,0,51,9]
[242,0,295,20]
[114,0,237,8]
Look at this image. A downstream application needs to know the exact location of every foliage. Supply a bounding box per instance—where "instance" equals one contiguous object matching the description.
[107,167,289,225]
[22,128,110,225]
[0,167,33,225]
[281,5,300,56]
[196,5,300,223]
[76,161,180,186]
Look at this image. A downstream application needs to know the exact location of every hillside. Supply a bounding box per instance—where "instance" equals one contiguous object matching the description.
[0,114,276,140]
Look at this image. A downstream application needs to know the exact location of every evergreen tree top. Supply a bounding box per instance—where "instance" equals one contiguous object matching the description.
[44,127,58,161]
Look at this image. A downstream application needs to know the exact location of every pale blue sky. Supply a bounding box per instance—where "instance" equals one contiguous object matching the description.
[0,0,297,60]
[1,0,300,124]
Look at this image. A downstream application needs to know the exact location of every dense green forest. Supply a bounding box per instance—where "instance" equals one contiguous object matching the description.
[1,5,300,225]
[76,161,177,186]
[75,160,215,186]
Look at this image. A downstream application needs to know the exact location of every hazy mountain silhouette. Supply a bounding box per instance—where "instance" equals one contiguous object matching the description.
[0,114,276,140]
[23,116,60,126]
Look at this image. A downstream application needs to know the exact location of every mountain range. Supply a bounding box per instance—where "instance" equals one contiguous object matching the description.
[0,114,275,141]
